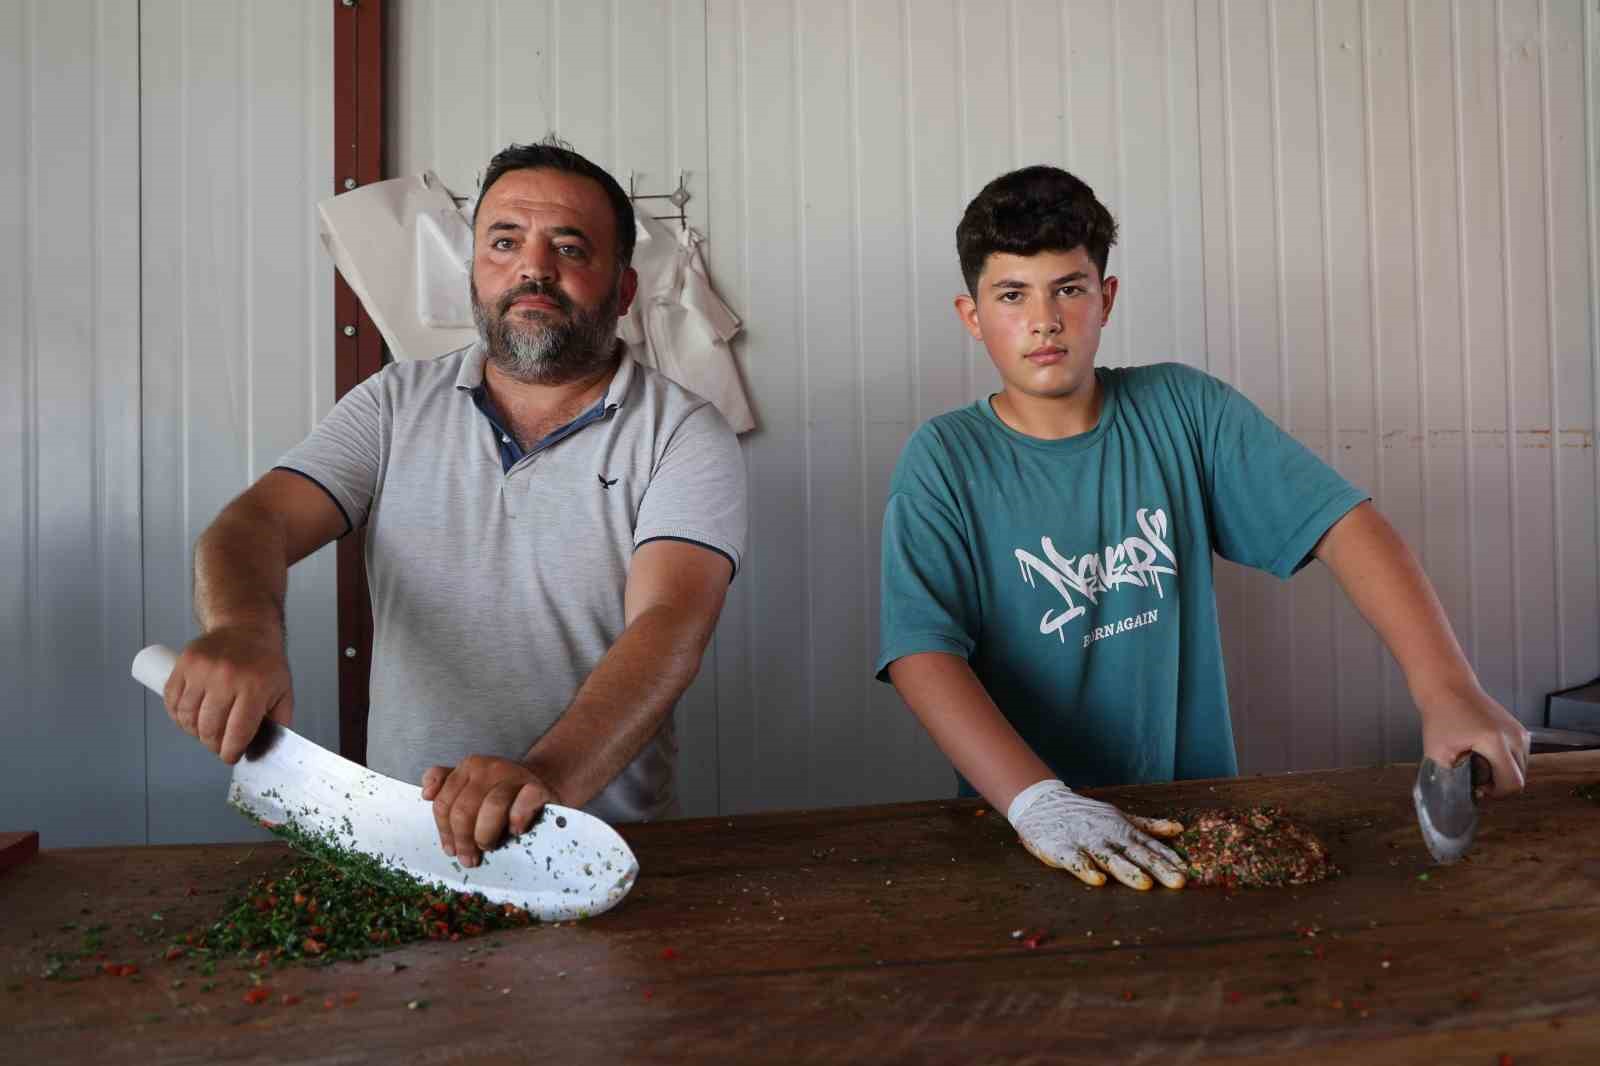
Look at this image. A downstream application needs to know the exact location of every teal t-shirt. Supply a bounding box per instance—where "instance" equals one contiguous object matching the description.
[876,362,1368,789]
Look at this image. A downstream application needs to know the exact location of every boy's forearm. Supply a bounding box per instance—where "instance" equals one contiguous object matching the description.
[1313,502,1479,704]
[887,652,1054,811]
[193,500,290,638]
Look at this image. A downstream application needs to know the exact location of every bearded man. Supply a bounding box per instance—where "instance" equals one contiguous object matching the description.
[160,139,747,863]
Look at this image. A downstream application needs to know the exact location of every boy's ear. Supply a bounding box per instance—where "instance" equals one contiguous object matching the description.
[1100,274,1119,325]
[953,292,983,342]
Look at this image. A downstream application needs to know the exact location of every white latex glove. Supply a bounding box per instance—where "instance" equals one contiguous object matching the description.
[1006,779,1187,890]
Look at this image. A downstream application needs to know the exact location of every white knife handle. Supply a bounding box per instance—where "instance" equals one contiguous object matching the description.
[132,644,179,695]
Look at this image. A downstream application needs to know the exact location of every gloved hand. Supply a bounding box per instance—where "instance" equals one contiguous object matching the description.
[1006,779,1187,890]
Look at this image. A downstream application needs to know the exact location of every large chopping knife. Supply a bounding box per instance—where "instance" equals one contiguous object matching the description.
[132,645,638,921]
[1413,752,1492,864]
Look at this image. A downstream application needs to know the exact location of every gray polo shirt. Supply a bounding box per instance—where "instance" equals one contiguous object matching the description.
[277,343,746,822]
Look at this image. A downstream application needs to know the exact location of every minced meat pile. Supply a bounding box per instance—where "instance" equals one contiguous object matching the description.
[1169,806,1336,888]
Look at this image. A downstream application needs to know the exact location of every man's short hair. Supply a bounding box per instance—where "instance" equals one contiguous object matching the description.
[475,137,637,270]
[956,166,1118,294]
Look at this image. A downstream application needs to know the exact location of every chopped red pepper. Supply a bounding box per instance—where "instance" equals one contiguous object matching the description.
[1021,929,1050,949]
[1226,991,1243,1005]
[243,986,272,1006]
[660,947,678,961]
[323,996,337,1010]
[342,992,360,1006]
[280,993,302,1006]
[164,946,186,962]
[1121,990,1136,1002]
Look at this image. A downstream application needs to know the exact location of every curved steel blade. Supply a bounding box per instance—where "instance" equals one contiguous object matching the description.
[1413,755,1478,865]
[231,721,638,921]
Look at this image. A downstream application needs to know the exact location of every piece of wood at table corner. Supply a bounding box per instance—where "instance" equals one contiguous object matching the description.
[0,832,40,876]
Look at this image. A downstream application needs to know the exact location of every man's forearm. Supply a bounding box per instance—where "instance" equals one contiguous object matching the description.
[1313,502,1478,703]
[193,499,291,638]
[521,602,715,808]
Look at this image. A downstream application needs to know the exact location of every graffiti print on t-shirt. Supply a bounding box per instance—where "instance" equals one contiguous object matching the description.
[1013,507,1178,644]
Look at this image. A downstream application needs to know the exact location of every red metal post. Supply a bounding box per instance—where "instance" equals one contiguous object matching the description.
[332,0,384,764]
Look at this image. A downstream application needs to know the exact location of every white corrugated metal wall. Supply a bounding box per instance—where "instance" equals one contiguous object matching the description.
[1,0,146,847]
[0,0,338,846]
[5,2,1595,844]
[396,0,1599,814]
[140,0,339,843]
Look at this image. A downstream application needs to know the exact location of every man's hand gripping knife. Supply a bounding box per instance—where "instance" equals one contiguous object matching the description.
[1006,779,1188,890]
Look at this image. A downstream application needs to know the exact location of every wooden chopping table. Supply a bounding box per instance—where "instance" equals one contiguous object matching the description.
[4,752,1598,1064]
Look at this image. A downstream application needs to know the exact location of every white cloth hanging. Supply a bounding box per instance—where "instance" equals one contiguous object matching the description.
[618,209,755,434]
[316,171,479,362]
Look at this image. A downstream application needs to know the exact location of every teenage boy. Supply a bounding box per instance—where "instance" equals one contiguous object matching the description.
[876,166,1529,891]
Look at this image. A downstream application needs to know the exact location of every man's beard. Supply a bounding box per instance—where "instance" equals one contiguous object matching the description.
[471,276,622,385]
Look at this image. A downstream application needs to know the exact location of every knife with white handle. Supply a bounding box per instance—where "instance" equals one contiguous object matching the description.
[133,644,638,921]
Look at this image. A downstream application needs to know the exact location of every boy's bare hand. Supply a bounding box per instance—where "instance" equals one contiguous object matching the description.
[1418,682,1530,799]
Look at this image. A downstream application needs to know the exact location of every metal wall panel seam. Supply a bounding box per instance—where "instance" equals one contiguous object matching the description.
[137,0,150,845]
[1165,0,1182,362]
[1493,0,1523,715]
[956,0,970,402]
[178,1,192,600]
[1358,0,1392,757]
[1265,0,1291,771]
[669,0,678,181]
[20,0,39,837]
[902,0,921,427]
[1217,0,1248,760]
[1588,0,1600,633]
[849,0,869,806]
[790,0,818,804]
[91,0,102,699]
[242,1,255,478]
[1220,0,1239,390]
[1538,0,1565,685]
[1059,2,1073,180]
[90,0,105,784]
[303,0,319,435]
[1313,0,1342,763]
[429,1,440,177]
[610,0,620,168]
[1112,0,1127,345]
[1404,0,1432,595]
[488,0,498,151]
[734,0,757,783]
[1189,0,1213,375]
[551,0,562,130]
[1007,0,1020,167]
[1449,0,1478,664]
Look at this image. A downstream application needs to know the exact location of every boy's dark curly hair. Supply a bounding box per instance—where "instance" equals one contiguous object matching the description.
[956,166,1118,294]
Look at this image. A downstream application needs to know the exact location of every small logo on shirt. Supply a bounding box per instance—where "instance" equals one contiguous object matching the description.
[598,474,619,490]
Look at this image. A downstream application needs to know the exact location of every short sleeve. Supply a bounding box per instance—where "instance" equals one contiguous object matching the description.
[275,374,385,532]
[634,402,748,575]
[1202,378,1369,578]
[875,428,983,680]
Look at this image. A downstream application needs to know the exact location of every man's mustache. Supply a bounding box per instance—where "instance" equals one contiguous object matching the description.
[494,281,575,318]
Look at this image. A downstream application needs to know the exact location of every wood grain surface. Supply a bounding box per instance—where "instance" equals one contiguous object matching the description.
[3,753,1597,1064]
